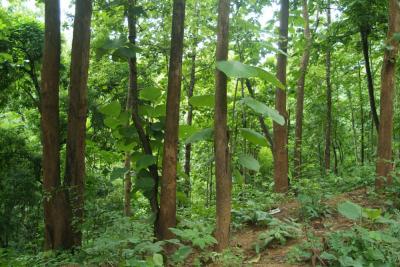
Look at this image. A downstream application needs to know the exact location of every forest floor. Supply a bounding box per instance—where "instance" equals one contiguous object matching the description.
[207,187,379,267]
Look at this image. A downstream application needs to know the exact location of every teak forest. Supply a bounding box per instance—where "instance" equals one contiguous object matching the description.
[1,0,400,266]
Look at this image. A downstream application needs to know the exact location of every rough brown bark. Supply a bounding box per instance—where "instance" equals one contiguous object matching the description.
[376,0,400,188]
[360,28,380,132]
[64,0,92,246]
[273,0,289,193]
[41,0,73,250]
[214,0,231,251]
[293,0,311,179]
[324,0,332,172]
[158,0,186,240]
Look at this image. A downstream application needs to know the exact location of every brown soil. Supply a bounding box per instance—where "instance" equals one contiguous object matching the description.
[209,187,382,267]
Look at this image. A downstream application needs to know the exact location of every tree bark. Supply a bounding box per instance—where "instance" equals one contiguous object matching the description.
[41,0,73,250]
[324,0,332,172]
[376,0,400,188]
[64,0,92,246]
[158,0,186,240]
[360,28,380,132]
[273,0,289,192]
[214,0,231,252]
[293,0,311,179]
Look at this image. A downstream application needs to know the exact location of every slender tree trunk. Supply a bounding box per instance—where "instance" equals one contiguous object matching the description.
[123,0,138,217]
[273,0,289,192]
[64,0,92,246]
[41,0,73,250]
[184,45,197,198]
[376,0,400,188]
[245,79,273,149]
[360,27,380,132]
[324,0,332,172]
[293,0,311,179]
[158,0,186,240]
[214,0,231,251]
[346,87,359,164]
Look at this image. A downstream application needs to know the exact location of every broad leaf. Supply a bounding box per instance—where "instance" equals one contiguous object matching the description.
[189,95,214,108]
[185,128,213,144]
[216,60,258,78]
[241,97,285,125]
[240,128,268,146]
[216,60,285,89]
[337,201,362,221]
[99,101,121,117]
[238,154,260,172]
[136,154,157,170]
[140,87,161,101]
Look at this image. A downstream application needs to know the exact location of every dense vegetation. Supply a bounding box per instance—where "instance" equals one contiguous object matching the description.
[0,0,399,266]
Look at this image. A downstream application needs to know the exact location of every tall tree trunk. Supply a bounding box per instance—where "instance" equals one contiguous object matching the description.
[273,0,289,192]
[360,27,380,132]
[123,0,138,217]
[293,0,311,179]
[184,43,197,198]
[324,0,332,172]
[64,0,92,246]
[376,0,400,188]
[158,0,186,240]
[214,0,231,252]
[41,0,73,250]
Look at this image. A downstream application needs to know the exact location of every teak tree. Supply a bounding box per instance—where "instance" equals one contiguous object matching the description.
[41,0,92,249]
[273,0,289,192]
[294,0,311,179]
[214,0,231,251]
[376,0,400,188]
[41,0,73,250]
[158,0,186,240]
[324,0,332,172]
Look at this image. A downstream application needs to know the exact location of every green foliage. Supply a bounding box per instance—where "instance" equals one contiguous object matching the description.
[170,220,217,250]
[238,153,260,172]
[189,94,214,108]
[253,218,302,254]
[239,97,285,125]
[184,127,213,144]
[239,128,268,147]
[298,193,332,220]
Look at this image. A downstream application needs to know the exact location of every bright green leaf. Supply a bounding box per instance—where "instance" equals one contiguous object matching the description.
[140,87,161,101]
[184,128,213,144]
[337,201,362,221]
[189,95,214,108]
[99,101,121,117]
[136,154,157,170]
[241,97,285,125]
[238,154,260,172]
[240,128,268,146]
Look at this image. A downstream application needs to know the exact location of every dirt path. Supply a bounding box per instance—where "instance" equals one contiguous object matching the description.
[225,187,377,266]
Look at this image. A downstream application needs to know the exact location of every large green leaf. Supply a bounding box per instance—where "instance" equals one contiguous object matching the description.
[241,97,285,126]
[140,87,161,101]
[240,128,268,146]
[136,154,157,170]
[185,128,213,144]
[189,95,214,108]
[337,201,362,221]
[179,125,198,140]
[99,101,121,117]
[216,60,258,78]
[216,60,285,89]
[104,117,121,129]
[238,154,260,172]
